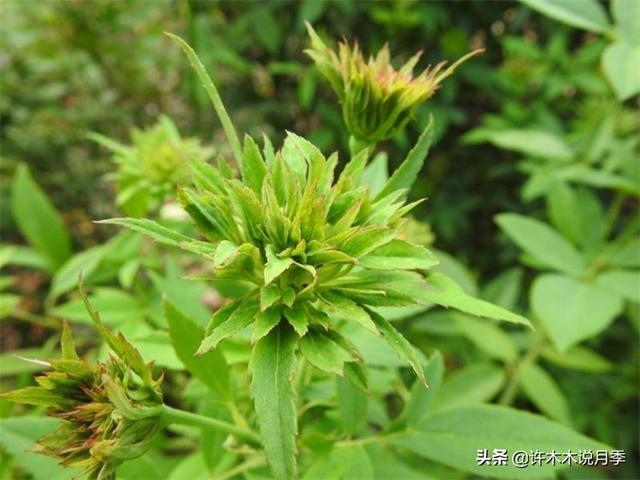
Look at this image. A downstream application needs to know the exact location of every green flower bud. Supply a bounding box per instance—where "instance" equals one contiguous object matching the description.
[305,22,483,143]
[3,296,163,480]
[90,115,214,217]
[105,125,440,387]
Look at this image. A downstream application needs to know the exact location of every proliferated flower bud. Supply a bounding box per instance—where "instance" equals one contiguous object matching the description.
[104,125,440,388]
[90,115,214,217]
[305,22,483,144]
[3,295,163,480]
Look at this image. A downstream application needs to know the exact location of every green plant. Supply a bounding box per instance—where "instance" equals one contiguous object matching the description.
[521,0,640,100]
[98,33,529,479]
[3,291,259,480]
[2,8,636,480]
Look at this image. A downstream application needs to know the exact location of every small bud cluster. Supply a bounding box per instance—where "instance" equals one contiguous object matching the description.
[90,115,214,217]
[3,297,163,480]
[305,23,483,143]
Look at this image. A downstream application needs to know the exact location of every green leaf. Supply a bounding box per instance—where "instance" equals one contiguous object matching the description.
[121,331,182,370]
[0,245,51,272]
[167,453,209,480]
[367,444,428,480]
[359,239,438,270]
[300,328,354,375]
[360,151,388,197]
[344,362,369,393]
[165,298,230,399]
[519,362,571,425]
[546,181,582,247]
[60,320,79,360]
[338,227,396,259]
[338,145,370,188]
[431,248,478,296]
[2,387,62,407]
[602,41,640,101]
[391,404,609,479]
[304,445,374,480]
[165,33,243,166]
[607,238,640,268]
[0,293,20,319]
[404,351,444,425]
[432,363,505,412]
[49,244,109,299]
[465,128,574,161]
[284,304,309,336]
[367,309,426,386]
[337,377,368,436]
[376,117,434,201]
[495,213,586,277]
[250,323,298,480]
[421,272,531,327]
[264,246,294,285]
[198,297,259,354]
[10,163,71,270]
[117,453,172,480]
[79,284,151,383]
[565,165,640,196]
[612,0,640,45]
[520,0,611,33]
[0,416,75,480]
[149,265,210,326]
[97,218,192,248]
[531,274,624,351]
[260,284,281,311]
[242,135,267,194]
[596,270,640,303]
[454,314,519,362]
[51,288,144,326]
[481,267,523,312]
[0,347,52,376]
[540,345,613,373]
[253,307,283,342]
[318,292,378,334]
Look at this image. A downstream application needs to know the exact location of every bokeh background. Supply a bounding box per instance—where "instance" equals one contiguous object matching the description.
[1,1,638,479]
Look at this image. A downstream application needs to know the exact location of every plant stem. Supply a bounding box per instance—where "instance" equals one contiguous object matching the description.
[217,455,267,480]
[348,135,373,157]
[498,334,546,406]
[14,309,60,329]
[161,405,261,445]
[602,192,624,241]
[335,430,404,447]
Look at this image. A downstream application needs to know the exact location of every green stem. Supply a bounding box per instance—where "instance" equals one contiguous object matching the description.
[217,455,267,480]
[335,430,405,447]
[602,192,624,241]
[348,135,374,157]
[14,309,60,329]
[161,405,261,445]
[498,334,546,406]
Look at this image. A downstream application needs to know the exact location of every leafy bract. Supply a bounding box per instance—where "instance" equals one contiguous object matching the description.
[421,273,531,327]
[376,117,434,200]
[250,324,298,480]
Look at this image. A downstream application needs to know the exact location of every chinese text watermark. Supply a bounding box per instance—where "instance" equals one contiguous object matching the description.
[476,449,626,468]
